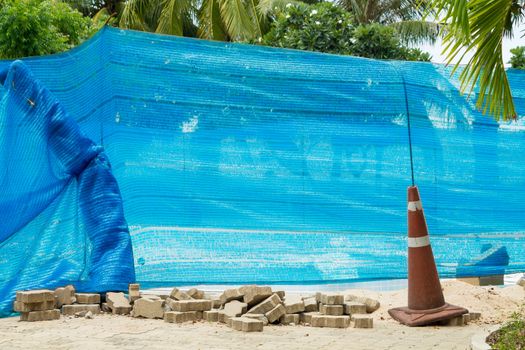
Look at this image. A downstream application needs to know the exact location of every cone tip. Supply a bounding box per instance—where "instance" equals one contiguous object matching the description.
[407,186,420,202]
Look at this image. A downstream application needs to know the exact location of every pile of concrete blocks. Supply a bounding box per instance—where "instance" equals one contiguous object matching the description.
[200,286,381,331]
[14,284,384,331]
[14,290,60,322]
[301,292,376,329]
[60,285,101,318]
[15,284,128,321]
[15,286,103,321]
[160,286,219,324]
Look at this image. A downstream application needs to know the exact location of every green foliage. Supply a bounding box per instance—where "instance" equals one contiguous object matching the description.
[487,309,525,350]
[352,23,400,59]
[353,23,431,61]
[0,0,93,59]
[263,3,430,61]
[509,46,525,69]
[399,47,432,62]
[262,2,355,55]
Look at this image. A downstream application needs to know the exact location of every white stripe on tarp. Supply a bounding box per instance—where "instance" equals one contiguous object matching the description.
[408,200,423,211]
[408,235,430,248]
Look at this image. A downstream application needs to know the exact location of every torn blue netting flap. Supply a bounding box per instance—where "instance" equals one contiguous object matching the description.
[0,61,134,317]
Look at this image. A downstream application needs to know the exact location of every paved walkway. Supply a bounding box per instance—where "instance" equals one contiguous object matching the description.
[0,314,489,350]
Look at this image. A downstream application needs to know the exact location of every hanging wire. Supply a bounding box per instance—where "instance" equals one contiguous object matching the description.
[391,63,415,186]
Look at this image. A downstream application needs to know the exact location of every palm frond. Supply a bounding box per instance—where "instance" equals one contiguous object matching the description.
[198,0,229,40]
[246,0,269,38]
[390,20,439,45]
[431,0,517,120]
[156,0,194,35]
[120,0,153,31]
[92,7,110,23]
[337,0,370,23]
[219,0,255,40]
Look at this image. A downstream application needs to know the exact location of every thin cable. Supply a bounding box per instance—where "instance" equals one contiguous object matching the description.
[392,63,415,186]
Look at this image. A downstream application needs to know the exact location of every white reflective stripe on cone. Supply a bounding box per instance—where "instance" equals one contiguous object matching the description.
[408,200,423,211]
[408,235,430,248]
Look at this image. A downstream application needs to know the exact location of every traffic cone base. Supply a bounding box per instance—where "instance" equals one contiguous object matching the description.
[388,186,468,327]
[388,303,468,327]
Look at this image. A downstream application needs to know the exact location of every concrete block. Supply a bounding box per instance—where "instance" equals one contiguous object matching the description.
[164,311,201,323]
[230,317,263,332]
[280,314,300,325]
[242,313,269,326]
[303,297,318,312]
[457,275,504,286]
[320,304,344,316]
[469,312,481,321]
[300,312,320,324]
[240,285,273,306]
[275,291,286,300]
[219,288,244,305]
[132,297,164,319]
[223,300,248,317]
[13,300,55,313]
[187,288,205,300]
[345,295,380,313]
[217,310,229,324]
[344,302,367,315]
[128,284,140,303]
[320,293,344,305]
[20,309,60,322]
[204,310,219,322]
[166,299,212,312]
[16,290,54,303]
[352,314,373,328]
[284,296,305,314]
[62,304,100,316]
[445,316,465,326]
[141,292,169,300]
[169,288,192,301]
[311,315,350,328]
[248,294,282,314]
[54,285,75,308]
[106,292,132,315]
[101,303,111,313]
[75,293,100,304]
[265,304,286,323]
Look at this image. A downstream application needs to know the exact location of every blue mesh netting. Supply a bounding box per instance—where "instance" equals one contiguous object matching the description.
[0,60,134,317]
[1,27,525,315]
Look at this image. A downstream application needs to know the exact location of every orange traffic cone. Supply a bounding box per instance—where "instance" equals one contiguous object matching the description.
[388,186,468,326]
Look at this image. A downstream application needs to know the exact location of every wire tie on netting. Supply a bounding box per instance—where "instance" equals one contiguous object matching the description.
[26,98,35,107]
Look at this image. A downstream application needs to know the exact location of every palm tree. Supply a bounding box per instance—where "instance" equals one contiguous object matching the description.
[117,0,316,41]
[198,0,269,41]
[336,0,439,44]
[428,0,525,120]
[118,0,198,37]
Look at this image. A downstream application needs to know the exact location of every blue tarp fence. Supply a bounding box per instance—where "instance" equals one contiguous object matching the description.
[1,27,524,316]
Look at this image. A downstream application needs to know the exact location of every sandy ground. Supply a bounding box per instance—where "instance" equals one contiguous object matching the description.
[0,280,523,350]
